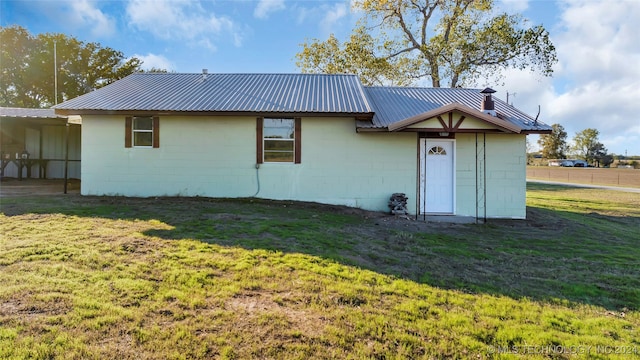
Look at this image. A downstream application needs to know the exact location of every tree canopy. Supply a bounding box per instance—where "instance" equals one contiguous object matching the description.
[1,25,143,108]
[538,124,568,160]
[296,0,557,87]
[572,128,611,166]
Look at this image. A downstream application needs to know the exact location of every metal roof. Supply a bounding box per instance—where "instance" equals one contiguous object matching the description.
[0,107,66,119]
[51,73,551,133]
[53,73,374,115]
[361,86,552,132]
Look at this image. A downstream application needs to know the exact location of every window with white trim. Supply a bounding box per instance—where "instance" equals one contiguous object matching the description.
[133,116,153,147]
[263,118,295,162]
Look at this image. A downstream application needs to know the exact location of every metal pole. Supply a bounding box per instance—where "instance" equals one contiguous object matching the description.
[54,40,58,105]
[64,123,69,194]
[475,133,478,223]
[483,134,487,223]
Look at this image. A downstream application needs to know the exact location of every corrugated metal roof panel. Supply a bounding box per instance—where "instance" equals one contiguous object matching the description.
[0,107,66,119]
[363,87,552,132]
[52,72,549,132]
[53,73,373,114]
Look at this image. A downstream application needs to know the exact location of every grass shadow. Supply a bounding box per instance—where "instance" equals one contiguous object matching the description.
[1,189,639,311]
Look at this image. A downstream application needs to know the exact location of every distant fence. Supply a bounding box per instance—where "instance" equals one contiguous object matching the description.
[526,167,640,188]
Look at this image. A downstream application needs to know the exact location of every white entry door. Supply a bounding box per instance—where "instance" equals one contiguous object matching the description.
[420,139,454,214]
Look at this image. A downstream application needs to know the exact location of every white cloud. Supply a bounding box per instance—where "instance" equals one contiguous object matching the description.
[133,53,175,72]
[67,0,116,38]
[254,0,286,19]
[484,0,640,155]
[499,0,529,13]
[555,0,640,83]
[320,3,348,34]
[292,1,356,36]
[125,0,243,50]
[550,0,640,154]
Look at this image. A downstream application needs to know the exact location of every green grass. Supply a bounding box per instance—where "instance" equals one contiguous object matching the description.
[0,185,639,359]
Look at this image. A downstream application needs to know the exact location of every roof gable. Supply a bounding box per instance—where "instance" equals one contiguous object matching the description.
[387,103,522,133]
[362,86,551,133]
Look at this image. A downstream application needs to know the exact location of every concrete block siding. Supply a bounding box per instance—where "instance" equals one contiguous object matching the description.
[81,115,417,213]
[81,115,525,217]
[454,133,526,218]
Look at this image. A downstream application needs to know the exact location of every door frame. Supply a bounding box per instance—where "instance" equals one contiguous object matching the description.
[418,138,456,215]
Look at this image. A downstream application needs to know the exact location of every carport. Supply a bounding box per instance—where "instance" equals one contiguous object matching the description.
[0,107,81,193]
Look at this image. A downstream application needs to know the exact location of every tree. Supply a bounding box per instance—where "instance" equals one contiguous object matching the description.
[296,0,557,87]
[538,124,568,160]
[572,128,602,165]
[1,25,143,108]
[590,142,613,168]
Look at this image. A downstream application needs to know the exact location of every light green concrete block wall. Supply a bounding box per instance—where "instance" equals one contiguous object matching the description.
[259,117,417,212]
[81,115,417,213]
[454,133,526,218]
[81,115,257,197]
[454,133,478,217]
[485,134,527,218]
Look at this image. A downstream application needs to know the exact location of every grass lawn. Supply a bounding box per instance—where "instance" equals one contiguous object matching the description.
[0,183,639,359]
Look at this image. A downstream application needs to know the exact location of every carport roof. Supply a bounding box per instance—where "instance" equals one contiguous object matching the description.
[0,107,67,119]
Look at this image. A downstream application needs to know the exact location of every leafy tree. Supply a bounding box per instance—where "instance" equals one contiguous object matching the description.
[572,128,603,165]
[1,25,143,108]
[590,142,613,168]
[296,0,557,87]
[141,68,171,73]
[538,124,568,159]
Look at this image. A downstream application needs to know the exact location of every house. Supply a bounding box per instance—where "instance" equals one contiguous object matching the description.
[0,107,81,180]
[53,72,551,220]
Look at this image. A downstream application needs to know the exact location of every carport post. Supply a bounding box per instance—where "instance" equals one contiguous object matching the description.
[64,122,69,194]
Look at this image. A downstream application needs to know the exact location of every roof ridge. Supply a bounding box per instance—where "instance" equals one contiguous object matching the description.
[132,72,360,77]
[365,85,482,91]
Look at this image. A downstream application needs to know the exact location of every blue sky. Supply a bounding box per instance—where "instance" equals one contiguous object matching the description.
[2,0,639,156]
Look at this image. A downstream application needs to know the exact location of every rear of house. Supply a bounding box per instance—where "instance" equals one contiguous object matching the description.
[53,73,551,220]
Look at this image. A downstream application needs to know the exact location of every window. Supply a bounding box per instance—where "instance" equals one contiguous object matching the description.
[428,146,446,155]
[257,117,301,163]
[133,117,153,147]
[125,116,159,148]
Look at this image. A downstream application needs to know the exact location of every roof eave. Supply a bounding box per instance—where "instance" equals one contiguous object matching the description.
[356,127,388,133]
[522,129,553,135]
[54,109,375,120]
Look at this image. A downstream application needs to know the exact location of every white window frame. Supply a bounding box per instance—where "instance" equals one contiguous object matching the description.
[263,118,295,163]
[133,116,153,148]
